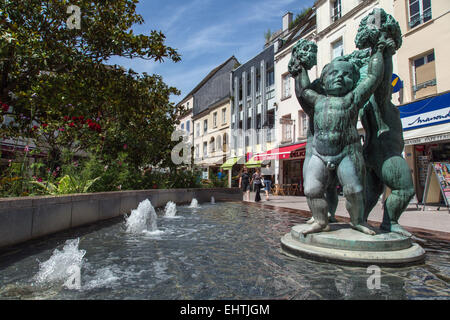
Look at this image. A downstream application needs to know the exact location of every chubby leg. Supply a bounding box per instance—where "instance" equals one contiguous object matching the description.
[363,167,384,222]
[380,156,415,237]
[326,176,339,222]
[338,154,375,235]
[303,154,330,234]
[307,179,339,224]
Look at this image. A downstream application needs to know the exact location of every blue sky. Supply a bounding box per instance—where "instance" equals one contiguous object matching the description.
[107,0,315,105]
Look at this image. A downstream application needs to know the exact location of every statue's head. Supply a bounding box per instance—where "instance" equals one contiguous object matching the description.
[320,58,359,96]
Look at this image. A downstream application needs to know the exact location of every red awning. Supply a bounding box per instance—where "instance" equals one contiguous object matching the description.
[253,142,306,161]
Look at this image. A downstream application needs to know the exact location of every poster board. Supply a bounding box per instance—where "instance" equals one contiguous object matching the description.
[422,162,450,210]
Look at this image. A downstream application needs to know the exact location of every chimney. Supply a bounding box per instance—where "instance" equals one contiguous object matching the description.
[283,12,293,31]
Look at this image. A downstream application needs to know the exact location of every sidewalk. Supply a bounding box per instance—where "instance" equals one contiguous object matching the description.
[244,192,450,235]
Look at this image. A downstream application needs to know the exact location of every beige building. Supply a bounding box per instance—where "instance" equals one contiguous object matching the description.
[190,56,238,181]
[394,0,450,103]
[175,95,194,150]
[273,10,317,188]
[192,98,230,177]
[394,0,450,203]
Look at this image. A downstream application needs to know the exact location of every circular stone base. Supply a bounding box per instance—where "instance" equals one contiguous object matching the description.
[281,223,425,267]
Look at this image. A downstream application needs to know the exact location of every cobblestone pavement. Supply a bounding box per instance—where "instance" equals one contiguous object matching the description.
[243,192,450,235]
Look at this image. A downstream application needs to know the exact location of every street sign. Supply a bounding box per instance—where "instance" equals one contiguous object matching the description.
[391,73,403,93]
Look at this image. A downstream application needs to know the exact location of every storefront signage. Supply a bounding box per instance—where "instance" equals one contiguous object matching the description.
[290,149,306,159]
[423,162,450,209]
[399,92,450,131]
[404,132,450,146]
[401,107,450,131]
[391,73,403,93]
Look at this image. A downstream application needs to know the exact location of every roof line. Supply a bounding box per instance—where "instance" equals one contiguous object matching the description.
[176,56,238,106]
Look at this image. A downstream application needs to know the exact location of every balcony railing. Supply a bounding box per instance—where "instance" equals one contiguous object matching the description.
[331,11,341,23]
[412,78,436,92]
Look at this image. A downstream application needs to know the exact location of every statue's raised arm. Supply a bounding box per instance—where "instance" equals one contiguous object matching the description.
[352,42,385,109]
[288,39,318,116]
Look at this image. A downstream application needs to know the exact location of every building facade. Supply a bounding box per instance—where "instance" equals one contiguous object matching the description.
[394,0,450,202]
[175,95,194,154]
[273,10,317,189]
[229,45,277,182]
[191,56,238,180]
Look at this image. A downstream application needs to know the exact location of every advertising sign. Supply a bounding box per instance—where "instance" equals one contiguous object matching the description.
[422,162,450,209]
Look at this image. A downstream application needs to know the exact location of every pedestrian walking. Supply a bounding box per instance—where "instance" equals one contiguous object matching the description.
[262,165,272,201]
[251,168,263,202]
[239,167,251,201]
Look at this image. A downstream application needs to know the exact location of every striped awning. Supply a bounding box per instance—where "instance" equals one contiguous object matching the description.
[253,143,307,161]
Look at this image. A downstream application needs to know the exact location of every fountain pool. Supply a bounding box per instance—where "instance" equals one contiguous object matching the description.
[0,202,449,300]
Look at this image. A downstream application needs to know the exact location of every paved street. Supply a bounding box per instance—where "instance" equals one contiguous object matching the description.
[244,192,450,235]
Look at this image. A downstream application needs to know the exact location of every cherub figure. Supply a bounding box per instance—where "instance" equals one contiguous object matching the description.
[356,9,415,237]
[289,36,390,235]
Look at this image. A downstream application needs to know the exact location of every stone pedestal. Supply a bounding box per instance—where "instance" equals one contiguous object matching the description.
[281,223,425,267]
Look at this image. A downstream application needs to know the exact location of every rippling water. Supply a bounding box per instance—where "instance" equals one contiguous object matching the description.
[0,202,449,300]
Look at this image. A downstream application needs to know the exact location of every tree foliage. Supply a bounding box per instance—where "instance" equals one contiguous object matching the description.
[0,0,182,168]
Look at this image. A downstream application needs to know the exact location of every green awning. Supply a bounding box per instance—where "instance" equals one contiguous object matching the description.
[220,157,239,169]
[245,157,262,168]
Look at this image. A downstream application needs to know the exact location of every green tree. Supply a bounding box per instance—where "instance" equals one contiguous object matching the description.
[0,0,181,169]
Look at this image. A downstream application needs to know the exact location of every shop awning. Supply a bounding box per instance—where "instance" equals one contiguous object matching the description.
[220,156,243,169]
[253,143,307,161]
[245,157,262,168]
[399,91,450,131]
[194,156,224,167]
[403,122,450,145]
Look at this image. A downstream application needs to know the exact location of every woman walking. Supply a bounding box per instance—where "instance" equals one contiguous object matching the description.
[262,166,272,201]
[251,168,263,202]
[238,167,251,201]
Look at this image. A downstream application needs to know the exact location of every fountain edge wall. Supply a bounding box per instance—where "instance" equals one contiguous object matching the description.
[0,188,242,249]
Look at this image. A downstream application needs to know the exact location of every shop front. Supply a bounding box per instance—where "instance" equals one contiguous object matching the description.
[399,91,450,203]
[253,142,306,195]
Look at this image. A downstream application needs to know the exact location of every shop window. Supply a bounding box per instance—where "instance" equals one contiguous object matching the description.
[409,0,432,29]
[412,51,436,99]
